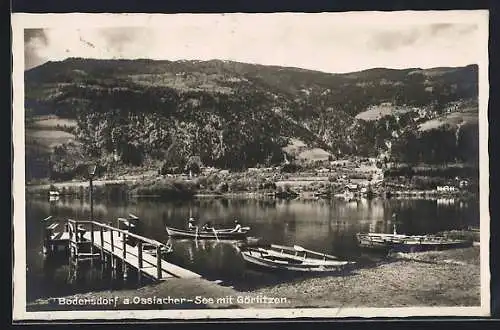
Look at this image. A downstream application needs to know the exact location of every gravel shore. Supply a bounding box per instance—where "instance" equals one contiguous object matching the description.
[28,247,480,311]
[246,246,480,308]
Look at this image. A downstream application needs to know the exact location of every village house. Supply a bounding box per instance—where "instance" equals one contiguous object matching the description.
[345,184,359,192]
[459,180,470,188]
[436,185,457,192]
[201,166,217,175]
[330,160,350,167]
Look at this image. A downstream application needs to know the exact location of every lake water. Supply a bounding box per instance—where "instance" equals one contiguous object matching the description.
[25,196,479,303]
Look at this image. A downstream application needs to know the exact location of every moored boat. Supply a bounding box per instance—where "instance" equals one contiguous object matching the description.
[240,244,354,273]
[356,229,473,253]
[165,226,249,240]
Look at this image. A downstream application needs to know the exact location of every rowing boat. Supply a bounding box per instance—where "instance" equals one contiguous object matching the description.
[165,226,249,240]
[240,244,354,273]
[356,232,473,253]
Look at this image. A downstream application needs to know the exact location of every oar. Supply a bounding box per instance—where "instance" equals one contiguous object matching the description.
[293,245,304,251]
[295,244,325,260]
[293,245,308,260]
[212,228,220,242]
[293,244,338,260]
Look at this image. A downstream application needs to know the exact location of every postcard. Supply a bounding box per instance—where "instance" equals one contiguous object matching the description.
[12,10,490,321]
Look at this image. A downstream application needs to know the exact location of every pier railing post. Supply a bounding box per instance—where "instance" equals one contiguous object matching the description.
[90,221,94,256]
[74,220,80,258]
[138,241,143,269]
[110,229,115,252]
[42,222,49,254]
[75,220,80,242]
[156,245,162,279]
[99,225,104,259]
[122,232,127,260]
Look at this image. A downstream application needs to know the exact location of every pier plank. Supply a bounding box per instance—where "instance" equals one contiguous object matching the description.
[50,231,70,240]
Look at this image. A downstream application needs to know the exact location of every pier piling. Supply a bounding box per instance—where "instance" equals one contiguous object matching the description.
[44,217,201,282]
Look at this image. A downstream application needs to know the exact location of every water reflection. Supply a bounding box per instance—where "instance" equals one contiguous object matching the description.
[26,196,479,302]
[437,198,456,206]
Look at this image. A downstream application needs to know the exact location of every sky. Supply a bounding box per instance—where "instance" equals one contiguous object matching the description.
[23,13,484,73]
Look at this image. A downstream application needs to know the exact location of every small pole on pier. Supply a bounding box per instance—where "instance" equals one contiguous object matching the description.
[88,164,96,222]
[156,245,162,279]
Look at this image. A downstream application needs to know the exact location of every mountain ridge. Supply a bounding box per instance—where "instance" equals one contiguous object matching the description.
[26,57,478,76]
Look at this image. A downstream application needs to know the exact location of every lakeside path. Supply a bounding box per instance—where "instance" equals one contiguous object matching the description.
[28,247,480,312]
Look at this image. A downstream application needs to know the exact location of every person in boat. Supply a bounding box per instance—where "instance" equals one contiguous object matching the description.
[391,213,398,235]
[187,217,198,231]
[201,221,214,231]
[232,219,243,233]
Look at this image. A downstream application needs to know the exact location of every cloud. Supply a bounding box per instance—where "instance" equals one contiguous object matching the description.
[24,18,481,73]
[99,27,147,53]
[368,30,421,51]
[25,29,47,44]
[367,24,478,53]
[24,29,48,70]
[429,23,455,35]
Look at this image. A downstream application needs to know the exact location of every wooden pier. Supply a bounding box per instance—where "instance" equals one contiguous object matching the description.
[43,216,201,281]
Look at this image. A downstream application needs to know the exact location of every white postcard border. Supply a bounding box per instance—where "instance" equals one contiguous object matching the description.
[11,11,491,321]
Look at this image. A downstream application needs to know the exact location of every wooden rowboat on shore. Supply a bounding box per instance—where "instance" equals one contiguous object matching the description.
[165,226,250,240]
[240,244,355,273]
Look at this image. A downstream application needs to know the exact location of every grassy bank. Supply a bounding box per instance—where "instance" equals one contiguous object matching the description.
[128,179,197,199]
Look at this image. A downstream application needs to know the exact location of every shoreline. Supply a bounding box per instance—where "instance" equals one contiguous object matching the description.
[26,176,476,200]
[27,246,480,311]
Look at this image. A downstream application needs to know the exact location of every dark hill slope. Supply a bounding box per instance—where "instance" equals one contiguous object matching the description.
[25,59,479,178]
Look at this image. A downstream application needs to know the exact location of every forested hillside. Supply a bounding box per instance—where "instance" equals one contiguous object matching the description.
[25,58,479,180]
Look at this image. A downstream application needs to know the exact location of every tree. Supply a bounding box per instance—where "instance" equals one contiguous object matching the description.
[185,156,203,175]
